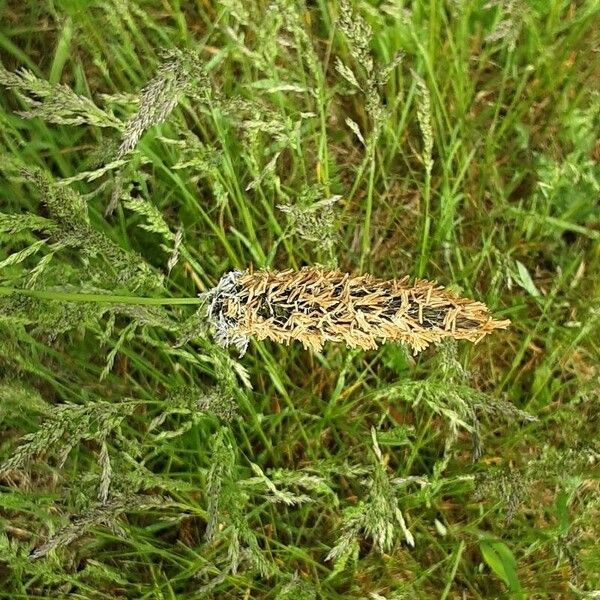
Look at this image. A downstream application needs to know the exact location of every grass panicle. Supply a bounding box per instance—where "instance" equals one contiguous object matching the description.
[207,267,510,354]
[0,63,122,129]
[116,48,209,160]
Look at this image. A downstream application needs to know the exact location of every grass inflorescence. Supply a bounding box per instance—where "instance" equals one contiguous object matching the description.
[207,267,510,354]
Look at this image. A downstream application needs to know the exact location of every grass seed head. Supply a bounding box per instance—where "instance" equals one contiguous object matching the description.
[207,268,510,355]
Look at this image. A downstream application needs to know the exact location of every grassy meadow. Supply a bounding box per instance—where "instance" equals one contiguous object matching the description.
[0,0,599,597]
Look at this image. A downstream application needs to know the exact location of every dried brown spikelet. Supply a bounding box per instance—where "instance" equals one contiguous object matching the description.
[207,268,510,356]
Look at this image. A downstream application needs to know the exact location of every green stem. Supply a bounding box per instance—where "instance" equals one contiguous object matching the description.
[0,287,204,306]
[418,167,432,277]
[348,153,369,202]
[440,540,465,600]
[359,153,377,272]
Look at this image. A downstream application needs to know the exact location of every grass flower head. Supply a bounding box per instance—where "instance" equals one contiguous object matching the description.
[207,268,510,355]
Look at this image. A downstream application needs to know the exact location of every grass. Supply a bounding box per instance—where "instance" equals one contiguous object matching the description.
[0,0,599,598]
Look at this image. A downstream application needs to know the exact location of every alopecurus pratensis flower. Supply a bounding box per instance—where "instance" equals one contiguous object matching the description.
[206,268,510,356]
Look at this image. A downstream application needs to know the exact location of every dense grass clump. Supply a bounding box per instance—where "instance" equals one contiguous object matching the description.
[1,0,599,598]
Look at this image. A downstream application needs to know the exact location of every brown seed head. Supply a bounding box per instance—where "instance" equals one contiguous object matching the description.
[207,268,510,355]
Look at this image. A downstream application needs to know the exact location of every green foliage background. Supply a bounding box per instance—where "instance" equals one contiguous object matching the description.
[0,0,599,597]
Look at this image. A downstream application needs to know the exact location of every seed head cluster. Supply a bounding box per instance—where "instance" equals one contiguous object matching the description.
[207,268,510,355]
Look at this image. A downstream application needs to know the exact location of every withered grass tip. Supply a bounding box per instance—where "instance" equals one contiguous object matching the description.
[206,268,510,356]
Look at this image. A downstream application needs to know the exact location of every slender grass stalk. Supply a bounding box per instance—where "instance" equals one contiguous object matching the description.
[359,153,376,271]
[0,287,203,306]
[418,167,432,277]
